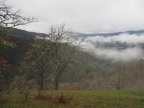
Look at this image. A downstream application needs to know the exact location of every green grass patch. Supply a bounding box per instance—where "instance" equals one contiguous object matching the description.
[0,90,144,108]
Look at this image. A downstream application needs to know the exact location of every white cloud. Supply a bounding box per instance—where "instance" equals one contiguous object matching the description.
[7,0,144,33]
[95,47,144,62]
[88,33,144,44]
[82,33,144,61]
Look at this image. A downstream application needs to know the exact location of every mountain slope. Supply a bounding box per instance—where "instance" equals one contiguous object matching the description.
[8,28,45,38]
[7,28,144,61]
[77,30,144,37]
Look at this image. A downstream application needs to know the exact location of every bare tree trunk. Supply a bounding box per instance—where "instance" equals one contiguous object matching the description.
[40,82,44,90]
[54,78,59,90]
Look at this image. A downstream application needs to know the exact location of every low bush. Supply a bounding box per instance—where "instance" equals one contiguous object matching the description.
[35,93,73,104]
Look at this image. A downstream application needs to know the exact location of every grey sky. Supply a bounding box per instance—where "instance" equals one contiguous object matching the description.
[8,0,144,33]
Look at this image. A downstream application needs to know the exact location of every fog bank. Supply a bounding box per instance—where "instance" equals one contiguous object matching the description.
[82,33,144,61]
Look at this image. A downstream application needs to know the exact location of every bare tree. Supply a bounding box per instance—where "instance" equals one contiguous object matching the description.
[0,0,36,34]
[21,39,52,90]
[0,0,36,92]
[22,25,85,90]
[0,0,36,65]
[110,62,129,90]
[47,25,84,90]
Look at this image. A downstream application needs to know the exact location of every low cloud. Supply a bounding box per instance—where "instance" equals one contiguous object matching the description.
[81,33,144,61]
[95,47,144,62]
[88,33,144,44]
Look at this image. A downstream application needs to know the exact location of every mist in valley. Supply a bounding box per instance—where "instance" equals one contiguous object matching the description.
[81,33,144,62]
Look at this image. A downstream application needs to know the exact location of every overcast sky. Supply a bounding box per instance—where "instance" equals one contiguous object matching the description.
[7,0,144,33]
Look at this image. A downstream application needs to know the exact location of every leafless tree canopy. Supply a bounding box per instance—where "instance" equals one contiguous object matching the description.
[0,0,36,34]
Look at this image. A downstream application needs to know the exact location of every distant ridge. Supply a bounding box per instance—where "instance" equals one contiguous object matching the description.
[8,28,45,38]
[77,30,144,37]
[8,28,144,38]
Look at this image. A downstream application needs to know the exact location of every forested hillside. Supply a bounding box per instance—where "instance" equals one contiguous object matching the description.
[0,0,144,91]
[1,27,144,90]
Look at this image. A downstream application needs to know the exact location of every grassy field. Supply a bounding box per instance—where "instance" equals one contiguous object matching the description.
[0,90,144,108]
